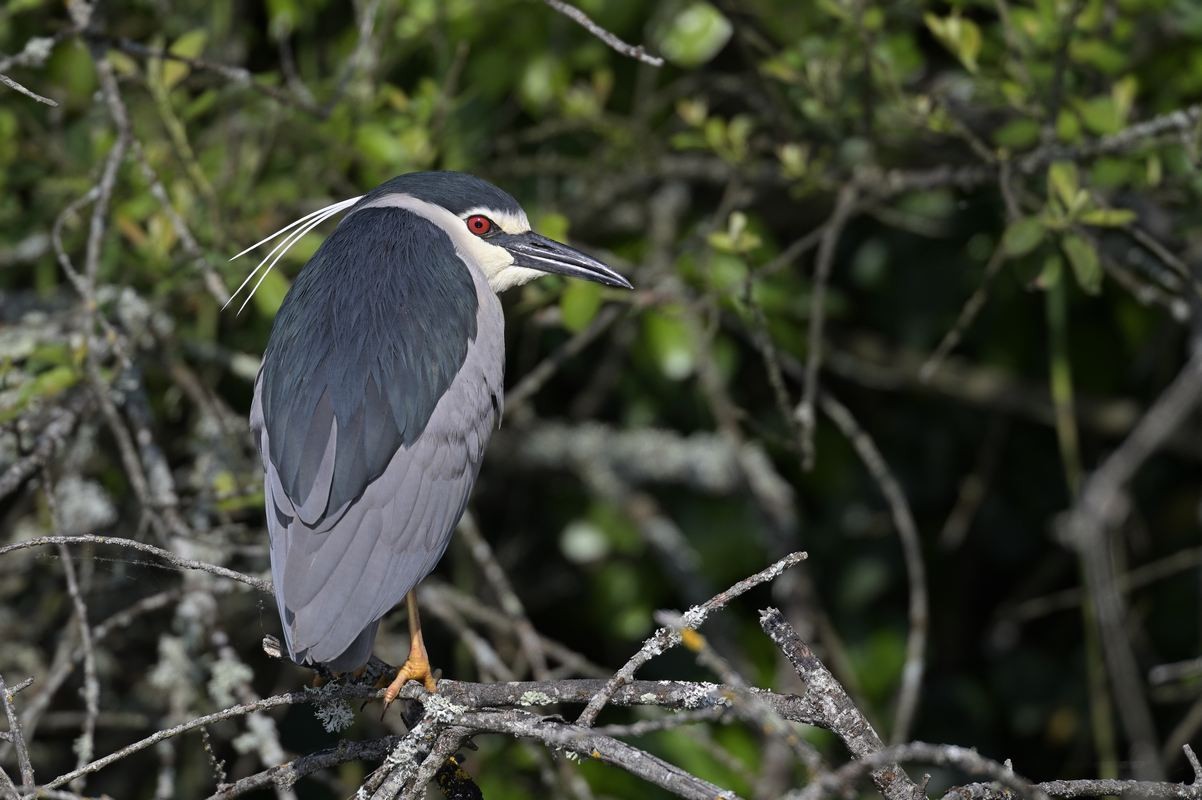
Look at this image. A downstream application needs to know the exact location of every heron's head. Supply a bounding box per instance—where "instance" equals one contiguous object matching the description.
[350,171,631,293]
[227,171,631,313]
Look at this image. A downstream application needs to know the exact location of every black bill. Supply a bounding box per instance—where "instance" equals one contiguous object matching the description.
[498,232,632,289]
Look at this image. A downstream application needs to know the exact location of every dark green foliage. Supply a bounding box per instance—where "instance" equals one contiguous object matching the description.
[2,0,1201,797]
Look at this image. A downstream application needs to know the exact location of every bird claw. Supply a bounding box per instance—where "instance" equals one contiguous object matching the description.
[380,653,438,718]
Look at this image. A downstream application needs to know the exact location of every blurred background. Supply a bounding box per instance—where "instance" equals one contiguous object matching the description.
[1,0,1201,797]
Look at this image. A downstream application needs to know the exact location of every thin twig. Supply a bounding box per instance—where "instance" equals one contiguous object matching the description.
[575,551,808,727]
[920,236,1009,381]
[817,391,928,745]
[505,304,625,412]
[542,0,664,66]
[0,535,271,593]
[54,543,99,791]
[791,741,1048,800]
[458,514,548,678]
[456,708,741,800]
[0,71,57,105]
[797,185,857,470]
[85,34,325,115]
[657,611,825,773]
[1066,352,1202,779]
[207,738,400,799]
[0,400,83,503]
[0,674,35,791]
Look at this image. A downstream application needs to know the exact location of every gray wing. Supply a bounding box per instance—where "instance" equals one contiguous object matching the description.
[252,322,503,668]
[250,207,504,669]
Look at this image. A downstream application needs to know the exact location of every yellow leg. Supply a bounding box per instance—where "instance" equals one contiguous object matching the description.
[382,591,438,711]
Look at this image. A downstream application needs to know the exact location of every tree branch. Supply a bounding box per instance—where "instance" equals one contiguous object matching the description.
[542,0,664,66]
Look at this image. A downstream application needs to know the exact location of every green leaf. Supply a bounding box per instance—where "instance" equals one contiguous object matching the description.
[1075,96,1122,135]
[1002,217,1046,258]
[560,280,603,333]
[1056,109,1081,142]
[656,2,733,67]
[519,55,567,111]
[1062,234,1102,294]
[1112,75,1138,121]
[163,30,207,90]
[776,143,809,179]
[993,119,1040,149]
[1080,208,1136,227]
[923,13,982,72]
[643,310,696,380]
[355,123,406,166]
[708,211,761,253]
[1047,161,1080,210]
[1034,253,1063,290]
[676,99,708,127]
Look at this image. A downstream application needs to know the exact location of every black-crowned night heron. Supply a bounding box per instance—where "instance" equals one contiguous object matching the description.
[233,171,631,705]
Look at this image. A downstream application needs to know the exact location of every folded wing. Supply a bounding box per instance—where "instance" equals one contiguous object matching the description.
[251,207,504,669]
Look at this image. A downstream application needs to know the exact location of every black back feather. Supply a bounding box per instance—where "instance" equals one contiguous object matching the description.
[259,207,479,517]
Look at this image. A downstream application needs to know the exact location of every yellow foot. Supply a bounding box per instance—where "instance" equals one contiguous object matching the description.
[382,652,438,713]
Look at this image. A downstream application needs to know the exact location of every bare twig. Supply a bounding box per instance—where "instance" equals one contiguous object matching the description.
[542,0,664,66]
[817,391,928,745]
[458,514,548,679]
[0,535,271,593]
[456,708,741,800]
[759,608,922,800]
[505,304,625,412]
[1066,352,1202,779]
[657,611,825,773]
[920,237,1009,382]
[797,185,857,470]
[0,674,35,792]
[576,551,807,727]
[54,543,99,791]
[420,581,607,678]
[947,769,1202,800]
[793,741,1048,800]
[0,71,57,106]
[42,687,360,790]
[326,0,384,109]
[129,140,230,305]
[0,399,83,504]
[397,728,469,800]
[86,34,325,115]
[43,672,822,791]
[208,738,400,798]
[593,707,730,738]
[84,53,131,293]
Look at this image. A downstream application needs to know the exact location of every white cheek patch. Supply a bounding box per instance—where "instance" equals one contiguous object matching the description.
[488,266,544,293]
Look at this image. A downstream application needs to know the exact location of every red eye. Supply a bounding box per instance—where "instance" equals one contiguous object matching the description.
[466,215,493,236]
